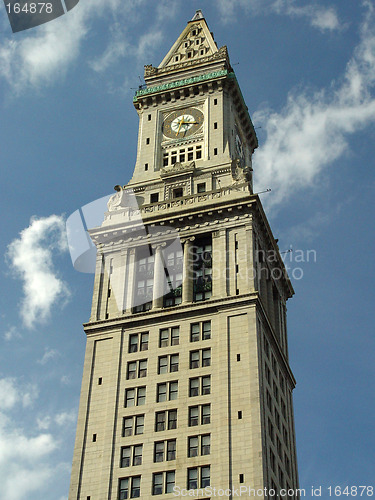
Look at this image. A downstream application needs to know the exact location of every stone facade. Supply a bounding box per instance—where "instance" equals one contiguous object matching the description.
[68,11,299,500]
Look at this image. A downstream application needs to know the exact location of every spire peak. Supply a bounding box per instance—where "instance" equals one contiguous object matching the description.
[191,9,204,21]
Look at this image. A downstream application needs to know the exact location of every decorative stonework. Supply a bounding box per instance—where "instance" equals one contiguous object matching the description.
[134,70,228,101]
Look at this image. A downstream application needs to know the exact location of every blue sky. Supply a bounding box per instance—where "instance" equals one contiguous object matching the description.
[1,1,375,499]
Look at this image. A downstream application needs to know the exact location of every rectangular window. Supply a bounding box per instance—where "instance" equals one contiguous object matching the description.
[120,445,143,467]
[214,98,218,105]
[159,326,180,347]
[154,439,176,462]
[190,351,199,369]
[188,147,194,161]
[155,409,177,431]
[214,122,217,129]
[188,404,210,426]
[150,193,159,203]
[195,145,202,159]
[193,238,212,302]
[119,476,141,499]
[125,387,146,408]
[157,381,178,402]
[188,434,210,457]
[197,183,206,193]
[122,415,144,437]
[189,376,211,397]
[154,441,164,462]
[128,332,149,353]
[158,354,179,374]
[187,466,210,490]
[152,471,175,495]
[121,446,131,467]
[146,137,150,145]
[127,360,147,379]
[168,409,177,429]
[213,148,218,155]
[167,439,176,460]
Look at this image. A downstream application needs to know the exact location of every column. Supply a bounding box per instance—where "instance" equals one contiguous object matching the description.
[212,230,227,299]
[90,251,104,321]
[125,248,136,314]
[152,243,166,309]
[182,237,195,304]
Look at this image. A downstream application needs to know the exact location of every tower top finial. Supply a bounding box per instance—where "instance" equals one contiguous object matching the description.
[191,9,204,21]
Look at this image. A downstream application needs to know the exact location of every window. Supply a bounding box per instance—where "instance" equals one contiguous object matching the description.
[152,471,175,495]
[163,250,183,308]
[158,354,179,374]
[191,321,211,342]
[189,349,211,368]
[119,476,141,499]
[155,409,177,431]
[159,326,179,347]
[239,474,244,484]
[128,333,149,353]
[214,122,218,129]
[98,377,102,385]
[122,415,144,437]
[127,359,147,379]
[145,163,148,171]
[188,404,210,426]
[238,411,242,420]
[214,98,218,105]
[148,114,151,121]
[197,183,206,193]
[173,188,183,198]
[125,387,146,407]
[146,138,150,145]
[154,439,176,462]
[187,466,210,490]
[150,193,159,203]
[189,376,210,397]
[193,238,212,302]
[133,247,154,313]
[156,381,178,402]
[213,148,218,155]
[120,445,143,467]
[188,434,210,457]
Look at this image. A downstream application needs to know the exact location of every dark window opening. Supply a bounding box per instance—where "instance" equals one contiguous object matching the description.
[213,148,218,155]
[238,411,242,419]
[98,377,102,385]
[237,354,241,362]
[214,122,218,129]
[239,474,244,483]
[150,193,159,203]
[197,183,206,193]
[173,188,183,199]
[145,163,148,171]
[93,434,97,442]
[148,114,151,121]
[214,98,218,105]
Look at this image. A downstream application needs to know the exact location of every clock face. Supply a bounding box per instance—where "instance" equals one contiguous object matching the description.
[163,108,204,139]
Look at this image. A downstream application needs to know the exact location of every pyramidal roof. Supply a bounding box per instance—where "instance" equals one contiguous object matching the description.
[158,10,220,70]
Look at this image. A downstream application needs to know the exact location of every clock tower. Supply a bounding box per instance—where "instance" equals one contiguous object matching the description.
[68,10,299,500]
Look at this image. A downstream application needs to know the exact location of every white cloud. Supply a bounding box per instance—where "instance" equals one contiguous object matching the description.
[3,326,22,341]
[0,377,71,500]
[0,378,38,410]
[253,1,375,209]
[0,0,165,92]
[217,0,341,31]
[37,347,59,365]
[55,409,77,427]
[6,215,69,329]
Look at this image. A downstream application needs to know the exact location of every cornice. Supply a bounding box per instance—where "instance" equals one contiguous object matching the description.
[133,69,228,102]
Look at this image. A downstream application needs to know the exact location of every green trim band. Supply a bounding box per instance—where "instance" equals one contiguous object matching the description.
[133,69,228,102]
